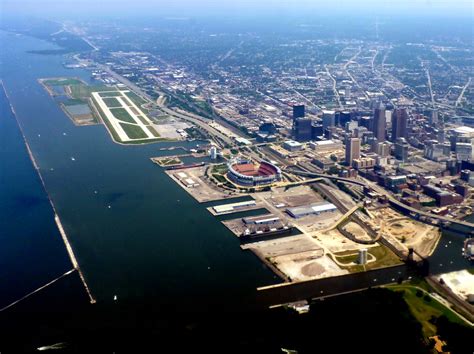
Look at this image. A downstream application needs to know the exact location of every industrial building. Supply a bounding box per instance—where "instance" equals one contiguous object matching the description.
[213,200,257,214]
[308,139,343,153]
[286,202,337,218]
[284,140,303,151]
[175,172,200,188]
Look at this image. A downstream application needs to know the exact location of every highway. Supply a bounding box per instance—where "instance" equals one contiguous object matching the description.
[95,64,234,147]
[456,77,472,107]
[288,169,474,230]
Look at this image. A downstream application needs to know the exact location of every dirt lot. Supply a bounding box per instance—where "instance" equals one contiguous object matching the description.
[341,221,373,243]
[272,252,348,281]
[242,233,349,282]
[241,234,322,257]
[372,207,441,258]
[315,228,373,254]
[263,186,323,208]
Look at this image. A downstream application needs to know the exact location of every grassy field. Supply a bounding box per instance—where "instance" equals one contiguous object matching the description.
[146,125,160,138]
[211,164,228,174]
[63,98,88,106]
[335,253,359,264]
[136,116,149,125]
[70,84,117,99]
[99,91,123,98]
[119,123,148,139]
[213,174,228,183]
[102,97,122,108]
[91,96,121,142]
[157,157,182,166]
[333,245,402,272]
[125,91,147,106]
[388,285,468,338]
[44,78,83,86]
[110,108,136,124]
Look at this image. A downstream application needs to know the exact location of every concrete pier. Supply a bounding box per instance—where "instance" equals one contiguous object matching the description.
[1,81,96,304]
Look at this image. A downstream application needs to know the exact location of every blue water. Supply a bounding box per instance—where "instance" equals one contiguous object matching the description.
[0,29,471,315]
[0,30,279,311]
[0,83,80,309]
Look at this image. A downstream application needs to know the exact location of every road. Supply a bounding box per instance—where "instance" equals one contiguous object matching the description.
[325,65,343,109]
[425,67,436,108]
[160,106,233,146]
[288,169,474,230]
[95,63,234,147]
[343,46,362,70]
[455,77,471,107]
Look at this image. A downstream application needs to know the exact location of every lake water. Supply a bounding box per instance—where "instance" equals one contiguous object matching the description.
[0,29,471,315]
[0,30,278,312]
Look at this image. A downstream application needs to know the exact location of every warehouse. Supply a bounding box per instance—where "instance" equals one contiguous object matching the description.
[212,200,257,215]
[286,202,337,218]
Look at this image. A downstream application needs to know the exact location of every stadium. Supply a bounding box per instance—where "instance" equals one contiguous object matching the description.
[227,157,281,186]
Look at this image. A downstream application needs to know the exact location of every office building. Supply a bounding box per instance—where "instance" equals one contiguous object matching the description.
[395,137,409,161]
[372,141,391,157]
[292,104,305,120]
[339,111,352,127]
[345,137,360,167]
[391,108,408,142]
[322,110,336,131]
[373,102,386,142]
[292,117,312,142]
[311,123,323,140]
[430,110,439,125]
[353,157,375,170]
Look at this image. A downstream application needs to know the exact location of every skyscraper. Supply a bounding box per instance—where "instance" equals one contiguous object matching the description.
[292,104,305,120]
[373,103,386,142]
[322,110,336,131]
[292,118,312,142]
[339,111,352,127]
[391,108,408,142]
[395,137,409,162]
[430,110,439,125]
[345,137,360,166]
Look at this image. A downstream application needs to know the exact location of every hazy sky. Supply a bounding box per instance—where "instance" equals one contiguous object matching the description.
[1,0,473,17]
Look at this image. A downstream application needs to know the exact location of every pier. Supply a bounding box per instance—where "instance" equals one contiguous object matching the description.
[1,81,96,305]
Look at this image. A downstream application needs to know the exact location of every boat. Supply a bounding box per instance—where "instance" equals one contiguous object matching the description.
[166,161,205,170]
[240,226,292,241]
[462,238,474,261]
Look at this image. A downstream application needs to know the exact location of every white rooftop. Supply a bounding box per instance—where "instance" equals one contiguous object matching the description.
[284,140,302,147]
[454,126,474,135]
[313,139,338,146]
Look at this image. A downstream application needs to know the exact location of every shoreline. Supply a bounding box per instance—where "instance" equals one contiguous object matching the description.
[1,80,96,304]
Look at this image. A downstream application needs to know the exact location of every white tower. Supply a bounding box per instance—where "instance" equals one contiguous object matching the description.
[358,248,368,265]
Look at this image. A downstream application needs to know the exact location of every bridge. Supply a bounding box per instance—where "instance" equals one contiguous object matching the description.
[289,169,474,231]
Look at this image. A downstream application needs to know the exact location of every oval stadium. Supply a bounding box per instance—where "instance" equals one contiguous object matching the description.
[227,157,281,186]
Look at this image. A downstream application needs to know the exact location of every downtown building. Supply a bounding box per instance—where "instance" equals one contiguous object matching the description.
[391,108,408,142]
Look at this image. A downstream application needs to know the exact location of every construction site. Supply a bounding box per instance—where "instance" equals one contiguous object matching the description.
[162,160,444,285]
